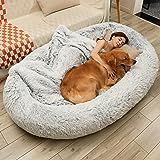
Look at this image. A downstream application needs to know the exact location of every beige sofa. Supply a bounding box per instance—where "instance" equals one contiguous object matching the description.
[0,0,111,79]
[7,0,111,47]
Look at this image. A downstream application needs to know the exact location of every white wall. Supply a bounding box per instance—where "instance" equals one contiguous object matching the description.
[113,0,143,14]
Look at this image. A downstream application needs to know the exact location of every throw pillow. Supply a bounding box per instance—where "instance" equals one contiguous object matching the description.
[121,44,141,59]
[37,0,80,16]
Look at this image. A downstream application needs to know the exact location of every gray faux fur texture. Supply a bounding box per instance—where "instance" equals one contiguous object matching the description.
[3,22,159,139]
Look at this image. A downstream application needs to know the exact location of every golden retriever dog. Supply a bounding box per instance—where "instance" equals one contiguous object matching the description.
[60,49,136,104]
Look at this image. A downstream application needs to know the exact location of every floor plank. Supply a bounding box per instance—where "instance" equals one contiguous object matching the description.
[0,80,6,93]
[140,93,160,121]
[0,134,44,160]
[151,38,160,57]
[0,132,7,150]
[18,139,73,160]
[148,75,160,98]
[135,116,160,153]
[144,142,160,160]
[61,113,150,160]
[50,154,63,160]
[0,113,14,131]
[112,141,147,160]
[1,124,26,144]
[0,92,6,116]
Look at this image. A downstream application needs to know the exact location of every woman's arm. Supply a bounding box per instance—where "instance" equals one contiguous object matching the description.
[91,39,106,66]
[91,40,115,78]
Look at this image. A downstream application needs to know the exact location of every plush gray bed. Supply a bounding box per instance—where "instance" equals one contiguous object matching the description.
[3,22,159,139]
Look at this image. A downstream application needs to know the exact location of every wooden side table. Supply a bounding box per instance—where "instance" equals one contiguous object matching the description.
[110,0,121,23]
[116,0,121,23]
[104,0,121,22]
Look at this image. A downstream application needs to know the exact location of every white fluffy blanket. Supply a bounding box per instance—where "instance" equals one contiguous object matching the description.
[3,23,159,139]
[8,25,96,106]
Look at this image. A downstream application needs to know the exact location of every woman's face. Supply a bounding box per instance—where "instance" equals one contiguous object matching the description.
[111,36,126,48]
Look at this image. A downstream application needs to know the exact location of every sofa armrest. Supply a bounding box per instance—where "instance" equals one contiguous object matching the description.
[80,0,111,21]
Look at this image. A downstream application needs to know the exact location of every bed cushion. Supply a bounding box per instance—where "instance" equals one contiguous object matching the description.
[3,22,159,139]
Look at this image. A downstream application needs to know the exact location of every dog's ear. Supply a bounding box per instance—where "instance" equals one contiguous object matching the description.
[108,55,116,68]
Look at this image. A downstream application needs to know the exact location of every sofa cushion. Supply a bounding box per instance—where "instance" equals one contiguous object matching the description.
[10,12,54,47]
[37,0,80,16]
[43,5,103,30]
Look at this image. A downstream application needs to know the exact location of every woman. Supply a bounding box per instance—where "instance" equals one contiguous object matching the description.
[91,32,129,78]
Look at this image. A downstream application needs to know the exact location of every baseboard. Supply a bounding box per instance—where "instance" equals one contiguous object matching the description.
[135,12,160,26]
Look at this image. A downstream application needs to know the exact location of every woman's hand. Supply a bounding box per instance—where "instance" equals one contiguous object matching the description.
[104,65,115,79]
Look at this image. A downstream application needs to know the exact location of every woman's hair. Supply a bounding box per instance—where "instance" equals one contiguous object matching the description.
[109,32,129,44]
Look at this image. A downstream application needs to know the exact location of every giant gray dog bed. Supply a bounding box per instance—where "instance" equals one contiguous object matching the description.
[3,22,159,139]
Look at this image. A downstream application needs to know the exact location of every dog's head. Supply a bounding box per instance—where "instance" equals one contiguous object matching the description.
[103,49,136,72]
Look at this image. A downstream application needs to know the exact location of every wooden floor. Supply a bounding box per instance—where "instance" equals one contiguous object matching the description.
[0,8,160,160]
